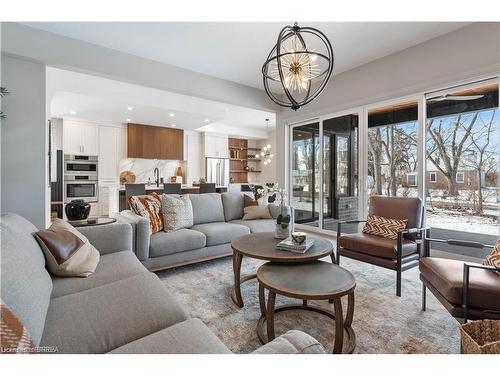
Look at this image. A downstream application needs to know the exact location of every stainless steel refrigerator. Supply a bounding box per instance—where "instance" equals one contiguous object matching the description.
[205,157,229,187]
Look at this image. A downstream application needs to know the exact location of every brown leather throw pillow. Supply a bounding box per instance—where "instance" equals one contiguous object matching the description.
[35,219,100,277]
[243,194,259,207]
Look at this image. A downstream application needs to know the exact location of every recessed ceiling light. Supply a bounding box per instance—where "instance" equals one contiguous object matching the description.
[126,118,131,122]
[171,124,176,127]
[204,119,210,122]
[70,111,77,115]
[169,113,175,117]
[127,106,133,111]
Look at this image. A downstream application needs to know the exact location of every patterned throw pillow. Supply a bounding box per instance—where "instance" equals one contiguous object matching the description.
[34,219,100,277]
[483,239,500,276]
[1,299,34,354]
[128,192,164,233]
[161,194,194,232]
[362,214,408,240]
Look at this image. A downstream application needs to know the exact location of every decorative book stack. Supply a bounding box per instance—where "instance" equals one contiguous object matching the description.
[276,238,315,254]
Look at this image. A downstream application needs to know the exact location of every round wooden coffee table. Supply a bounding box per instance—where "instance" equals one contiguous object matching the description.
[230,232,334,308]
[256,260,356,354]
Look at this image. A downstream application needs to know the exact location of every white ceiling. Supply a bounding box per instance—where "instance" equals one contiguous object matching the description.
[26,22,470,89]
[47,68,275,139]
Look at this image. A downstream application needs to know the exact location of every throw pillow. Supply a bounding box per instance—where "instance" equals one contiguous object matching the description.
[34,219,100,277]
[161,194,194,232]
[128,192,164,233]
[483,239,500,275]
[242,205,272,220]
[243,194,259,207]
[1,299,34,354]
[362,214,408,240]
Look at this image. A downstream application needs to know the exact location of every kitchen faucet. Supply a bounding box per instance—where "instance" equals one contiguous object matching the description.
[154,167,160,187]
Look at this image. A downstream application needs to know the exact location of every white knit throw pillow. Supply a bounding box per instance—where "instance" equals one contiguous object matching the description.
[161,194,194,232]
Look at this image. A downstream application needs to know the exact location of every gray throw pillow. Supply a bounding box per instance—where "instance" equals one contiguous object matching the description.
[161,194,194,232]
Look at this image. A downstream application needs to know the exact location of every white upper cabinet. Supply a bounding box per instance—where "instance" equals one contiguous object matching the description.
[203,133,228,158]
[98,125,122,181]
[63,119,98,155]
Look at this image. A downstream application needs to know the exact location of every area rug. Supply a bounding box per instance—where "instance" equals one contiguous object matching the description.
[157,246,460,354]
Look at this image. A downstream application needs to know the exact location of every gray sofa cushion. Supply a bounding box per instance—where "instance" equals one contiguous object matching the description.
[150,228,206,257]
[230,219,275,233]
[189,193,225,225]
[251,330,326,354]
[191,222,250,246]
[51,251,147,298]
[221,192,244,222]
[40,272,189,353]
[0,213,53,346]
[109,318,231,354]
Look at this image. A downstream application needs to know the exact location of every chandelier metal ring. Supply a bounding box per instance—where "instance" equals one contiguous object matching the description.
[262,23,334,110]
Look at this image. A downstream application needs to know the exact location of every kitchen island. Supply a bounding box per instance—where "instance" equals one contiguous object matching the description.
[117,184,228,212]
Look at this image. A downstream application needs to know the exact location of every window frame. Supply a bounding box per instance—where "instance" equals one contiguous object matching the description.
[456,171,465,183]
[429,172,437,183]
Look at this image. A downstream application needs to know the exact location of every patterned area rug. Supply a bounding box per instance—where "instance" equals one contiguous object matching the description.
[157,243,460,354]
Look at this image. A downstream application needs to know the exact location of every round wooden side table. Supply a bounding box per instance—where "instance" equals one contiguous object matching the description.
[256,260,356,354]
[230,232,335,308]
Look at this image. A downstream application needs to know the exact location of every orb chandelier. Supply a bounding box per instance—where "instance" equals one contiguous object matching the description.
[256,119,274,165]
[262,22,334,111]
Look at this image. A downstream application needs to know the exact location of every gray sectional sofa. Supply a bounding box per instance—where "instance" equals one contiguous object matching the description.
[1,213,323,354]
[118,192,290,271]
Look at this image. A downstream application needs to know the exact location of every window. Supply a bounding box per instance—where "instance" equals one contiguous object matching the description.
[407,173,417,187]
[456,172,465,183]
[429,172,437,183]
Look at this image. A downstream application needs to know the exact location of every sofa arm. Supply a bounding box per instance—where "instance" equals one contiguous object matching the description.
[251,330,326,354]
[77,222,133,255]
[115,210,151,261]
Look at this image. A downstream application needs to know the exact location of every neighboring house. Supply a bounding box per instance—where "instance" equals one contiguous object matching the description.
[403,169,498,190]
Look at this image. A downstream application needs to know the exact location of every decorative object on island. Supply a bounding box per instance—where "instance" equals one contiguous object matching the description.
[0,86,10,119]
[262,22,334,111]
[119,170,136,185]
[255,119,274,165]
[65,199,91,221]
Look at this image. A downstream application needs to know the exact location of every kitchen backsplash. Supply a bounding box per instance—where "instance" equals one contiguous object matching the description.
[120,159,186,184]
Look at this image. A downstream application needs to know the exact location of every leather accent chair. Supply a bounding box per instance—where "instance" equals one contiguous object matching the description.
[420,238,500,322]
[337,196,425,297]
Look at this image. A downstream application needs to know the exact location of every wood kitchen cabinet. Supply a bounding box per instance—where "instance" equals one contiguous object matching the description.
[127,123,184,160]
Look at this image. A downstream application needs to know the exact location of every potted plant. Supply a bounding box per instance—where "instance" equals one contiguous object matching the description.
[259,183,292,239]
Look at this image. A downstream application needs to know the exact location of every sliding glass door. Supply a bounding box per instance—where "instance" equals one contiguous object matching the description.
[291,123,320,227]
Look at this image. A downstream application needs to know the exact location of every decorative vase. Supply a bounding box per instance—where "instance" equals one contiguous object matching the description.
[65,199,91,221]
[275,223,291,239]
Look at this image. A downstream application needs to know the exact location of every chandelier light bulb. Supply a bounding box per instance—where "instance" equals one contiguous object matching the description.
[267,144,271,149]
[270,154,274,158]
[263,161,268,166]
[255,154,259,158]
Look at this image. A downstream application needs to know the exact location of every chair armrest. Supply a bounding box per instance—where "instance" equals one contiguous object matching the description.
[462,262,500,322]
[77,222,133,255]
[337,220,366,238]
[114,210,151,261]
[250,330,326,354]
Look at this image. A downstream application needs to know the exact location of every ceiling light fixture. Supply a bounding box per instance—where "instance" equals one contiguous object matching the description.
[70,111,77,115]
[204,119,210,122]
[169,113,175,117]
[262,22,334,111]
[127,106,133,111]
[260,119,274,166]
[171,124,176,127]
[126,118,131,122]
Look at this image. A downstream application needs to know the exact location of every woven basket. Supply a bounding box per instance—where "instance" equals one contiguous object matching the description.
[460,319,500,354]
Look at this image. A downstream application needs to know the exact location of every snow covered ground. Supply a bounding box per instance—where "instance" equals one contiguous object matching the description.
[426,209,498,236]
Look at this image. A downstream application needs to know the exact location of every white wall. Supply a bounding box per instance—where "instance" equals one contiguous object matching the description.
[274,22,500,186]
[1,54,49,228]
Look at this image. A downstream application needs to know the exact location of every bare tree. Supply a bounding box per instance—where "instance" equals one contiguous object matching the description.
[462,109,497,214]
[426,113,478,196]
